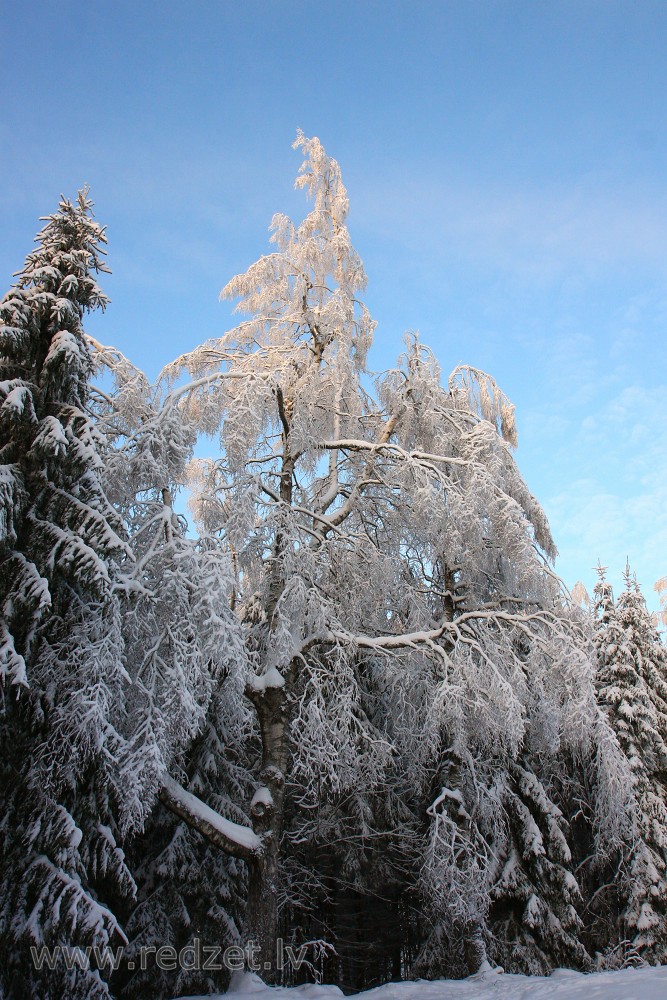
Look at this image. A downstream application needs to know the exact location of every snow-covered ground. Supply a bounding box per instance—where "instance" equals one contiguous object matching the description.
[174,964,667,1000]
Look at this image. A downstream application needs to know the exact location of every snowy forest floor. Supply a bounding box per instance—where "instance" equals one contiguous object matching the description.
[173,964,667,1000]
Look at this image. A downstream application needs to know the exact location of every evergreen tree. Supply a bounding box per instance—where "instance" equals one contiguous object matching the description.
[0,192,135,998]
[486,758,589,974]
[414,687,595,978]
[118,688,251,1000]
[593,565,667,964]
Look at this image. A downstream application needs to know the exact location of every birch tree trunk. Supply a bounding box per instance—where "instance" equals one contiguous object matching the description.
[244,680,290,978]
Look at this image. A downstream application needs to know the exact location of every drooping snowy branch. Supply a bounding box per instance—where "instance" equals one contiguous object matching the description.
[159,776,262,860]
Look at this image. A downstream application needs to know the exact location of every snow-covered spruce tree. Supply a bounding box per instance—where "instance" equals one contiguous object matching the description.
[487,758,589,973]
[87,340,252,998]
[415,686,632,978]
[0,192,135,999]
[593,565,667,963]
[117,689,251,1000]
[542,575,635,956]
[147,132,608,979]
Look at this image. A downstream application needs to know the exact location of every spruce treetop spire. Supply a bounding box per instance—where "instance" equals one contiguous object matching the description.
[18,185,109,304]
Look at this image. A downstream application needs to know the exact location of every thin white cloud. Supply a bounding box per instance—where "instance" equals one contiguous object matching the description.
[544,384,667,610]
[353,169,667,283]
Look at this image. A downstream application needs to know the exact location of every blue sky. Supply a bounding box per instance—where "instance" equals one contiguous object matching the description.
[2,0,667,609]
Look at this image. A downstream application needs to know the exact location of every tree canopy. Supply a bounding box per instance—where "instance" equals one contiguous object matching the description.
[0,138,664,998]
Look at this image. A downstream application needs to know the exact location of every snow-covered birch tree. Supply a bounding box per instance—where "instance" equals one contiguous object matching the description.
[147,132,611,978]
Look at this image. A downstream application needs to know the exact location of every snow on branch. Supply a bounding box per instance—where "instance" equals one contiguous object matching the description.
[318,437,469,467]
[159,776,262,861]
[449,365,518,447]
[334,607,553,652]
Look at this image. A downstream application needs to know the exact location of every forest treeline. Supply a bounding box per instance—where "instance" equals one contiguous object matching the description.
[1,135,666,999]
